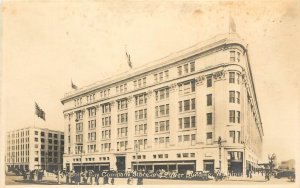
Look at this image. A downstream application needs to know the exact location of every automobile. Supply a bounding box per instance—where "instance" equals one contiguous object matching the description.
[275,170,295,179]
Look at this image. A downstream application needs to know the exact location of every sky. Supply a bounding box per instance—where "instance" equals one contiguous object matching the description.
[1,0,300,163]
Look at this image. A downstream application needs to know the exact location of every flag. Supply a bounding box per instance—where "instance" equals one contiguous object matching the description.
[35,102,46,121]
[126,51,132,68]
[71,80,78,89]
[229,15,236,33]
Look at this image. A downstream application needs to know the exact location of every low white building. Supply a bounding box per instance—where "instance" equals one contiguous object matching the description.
[61,32,263,176]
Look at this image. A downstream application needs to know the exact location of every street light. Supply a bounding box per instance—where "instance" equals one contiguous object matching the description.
[134,143,140,172]
[45,151,48,172]
[80,149,85,173]
[217,136,224,172]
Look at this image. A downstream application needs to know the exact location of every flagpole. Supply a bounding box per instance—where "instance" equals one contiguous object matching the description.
[34,101,36,128]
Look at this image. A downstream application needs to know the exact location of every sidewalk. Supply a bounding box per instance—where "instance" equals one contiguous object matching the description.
[225,173,267,182]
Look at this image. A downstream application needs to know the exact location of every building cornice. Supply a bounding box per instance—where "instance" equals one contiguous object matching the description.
[61,33,247,104]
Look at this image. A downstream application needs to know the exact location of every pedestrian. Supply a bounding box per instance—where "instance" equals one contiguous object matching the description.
[137,176,143,185]
[249,170,252,179]
[95,172,100,185]
[66,171,70,184]
[111,177,115,185]
[127,176,132,185]
[57,170,61,184]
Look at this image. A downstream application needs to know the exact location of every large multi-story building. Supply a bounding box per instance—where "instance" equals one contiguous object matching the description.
[61,33,263,176]
[5,127,64,172]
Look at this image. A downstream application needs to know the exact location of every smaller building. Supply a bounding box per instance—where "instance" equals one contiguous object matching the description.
[5,127,64,172]
[279,159,295,170]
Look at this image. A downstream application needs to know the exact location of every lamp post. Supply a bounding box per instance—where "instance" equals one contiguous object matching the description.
[134,143,140,172]
[45,151,48,172]
[80,149,85,173]
[217,137,224,172]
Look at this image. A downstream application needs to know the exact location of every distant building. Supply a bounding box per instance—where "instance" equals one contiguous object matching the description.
[279,159,295,170]
[5,127,64,172]
[61,33,263,176]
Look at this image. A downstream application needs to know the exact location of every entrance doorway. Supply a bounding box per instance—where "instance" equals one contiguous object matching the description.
[116,156,125,171]
[203,160,214,174]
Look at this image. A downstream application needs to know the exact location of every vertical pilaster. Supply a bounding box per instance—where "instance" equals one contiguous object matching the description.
[110,101,117,152]
[127,95,135,151]
[82,109,88,153]
[146,90,155,149]
[96,105,101,153]
[195,75,206,144]
[169,83,178,147]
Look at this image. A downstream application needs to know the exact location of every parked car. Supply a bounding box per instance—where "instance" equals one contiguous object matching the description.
[275,170,295,179]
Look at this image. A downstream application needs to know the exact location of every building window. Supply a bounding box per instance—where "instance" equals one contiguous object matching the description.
[87,144,96,153]
[182,153,189,158]
[76,123,83,132]
[179,98,195,112]
[190,62,195,72]
[179,116,196,129]
[116,83,127,94]
[237,131,241,143]
[117,113,128,123]
[154,137,169,148]
[229,91,235,103]
[207,113,212,125]
[237,111,241,123]
[177,66,182,76]
[118,127,128,137]
[230,51,235,62]
[134,77,146,89]
[88,120,96,129]
[229,131,235,143]
[88,107,96,117]
[207,94,212,106]
[88,132,96,141]
[207,76,212,87]
[206,132,212,144]
[178,81,195,95]
[135,109,147,120]
[117,141,128,151]
[76,134,83,143]
[102,130,111,139]
[229,110,235,123]
[135,124,147,135]
[155,104,169,117]
[118,99,128,110]
[236,91,240,104]
[134,139,148,150]
[155,120,169,133]
[154,70,169,83]
[135,94,147,106]
[155,88,169,101]
[229,72,235,83]
[102,103,111,114]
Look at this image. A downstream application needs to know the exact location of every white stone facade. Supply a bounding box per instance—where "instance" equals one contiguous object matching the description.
[61,33,263,176]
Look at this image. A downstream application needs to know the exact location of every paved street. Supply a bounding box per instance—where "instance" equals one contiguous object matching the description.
[5,174,295,185]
